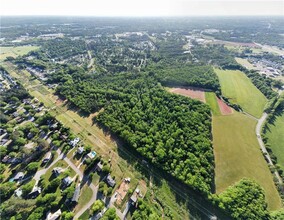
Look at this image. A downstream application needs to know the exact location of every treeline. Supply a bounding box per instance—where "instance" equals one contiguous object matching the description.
[216,178,270,220]
[244,69,278,99]
[42,38,87,60]
[191,44,240,69]
[147,63,221,93]
[50,67,214,195]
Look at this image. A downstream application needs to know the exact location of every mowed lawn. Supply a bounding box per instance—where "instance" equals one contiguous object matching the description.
[265,112,284,170]
[215,68,267,118]
[0,46,39,61]
[213,111,282,210]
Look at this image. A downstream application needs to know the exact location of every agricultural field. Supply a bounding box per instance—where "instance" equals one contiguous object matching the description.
[0,46,39,61]
[215,68,267,118]
[205,92,221,116]
[265,112,284,170]
[169,87,206,102]
[213,110,282,210]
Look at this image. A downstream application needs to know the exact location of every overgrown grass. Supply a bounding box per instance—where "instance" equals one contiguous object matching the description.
[205,92,221,116]
[215,68,267,118]
[265,112,284,170]
[213,111,282,210]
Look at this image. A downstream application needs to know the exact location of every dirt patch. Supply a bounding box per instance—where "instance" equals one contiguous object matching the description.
[115,180,130,205]
[169,88,206,103]
[217,98,233,115]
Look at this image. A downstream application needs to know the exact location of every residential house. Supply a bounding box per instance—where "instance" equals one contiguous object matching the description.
[42,152,52,163]
[28,186,41,199]
[69,137,80,147]
[77,146,84,154]
[14,172,25,181]
[52,167,63,177]
[62,176,73,187]
[86,151,96,160]
[46,209,62,220]
[106,174,116,187]
[96,161,103,172]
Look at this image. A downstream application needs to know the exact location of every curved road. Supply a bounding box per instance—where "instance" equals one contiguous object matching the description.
[256,112,283,184]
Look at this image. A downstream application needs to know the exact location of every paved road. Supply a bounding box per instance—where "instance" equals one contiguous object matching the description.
[256,113,283,184]
[33,149,64,185]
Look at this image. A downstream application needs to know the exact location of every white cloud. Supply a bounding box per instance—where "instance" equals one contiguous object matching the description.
[0,0,283,16]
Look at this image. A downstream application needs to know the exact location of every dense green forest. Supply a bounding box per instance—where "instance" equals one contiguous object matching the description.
[147,63,221,92]
[50,67,214,194]
[217,179,270,220]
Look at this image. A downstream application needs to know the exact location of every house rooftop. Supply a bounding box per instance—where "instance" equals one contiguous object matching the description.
[106,174,116,187]
[14,172,25,181]
[46,209,62,220]
[62,176,73,186]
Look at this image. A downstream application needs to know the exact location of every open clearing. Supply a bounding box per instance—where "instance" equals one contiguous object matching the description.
[215,68,267,118]
[235,57,257,70]
[213,111,282,210]
[0,46,39,61]
[169,87,206,102]
[265,112,284,170]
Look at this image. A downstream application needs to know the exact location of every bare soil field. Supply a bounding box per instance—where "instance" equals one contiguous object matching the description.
[217,98,233,115]
[169,88,206,102]
[116,180,130,205]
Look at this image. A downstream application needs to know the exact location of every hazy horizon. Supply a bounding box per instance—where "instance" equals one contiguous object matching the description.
[1,0,283,17]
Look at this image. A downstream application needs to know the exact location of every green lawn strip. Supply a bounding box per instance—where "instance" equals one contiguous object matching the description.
[214,68,267,118]
[75,184,93,214]
[265,112,284,170]
[78,208,90,220]
[205,92,221,116]
[213,111,282,210]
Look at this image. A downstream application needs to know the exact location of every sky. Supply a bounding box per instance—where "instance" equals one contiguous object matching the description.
[0,0,283,17]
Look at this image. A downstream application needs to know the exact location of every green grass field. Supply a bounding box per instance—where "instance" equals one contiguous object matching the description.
[235,57,257,70]
[215,68,267,118]
[213,111,282,210]
[265,112,284,170]
[0,46,39,61]
[205,92,221,116]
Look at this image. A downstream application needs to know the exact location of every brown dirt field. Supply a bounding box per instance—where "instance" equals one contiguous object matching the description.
[116,181,130,205]
[169,88,206,103]
[217,98,233,115]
